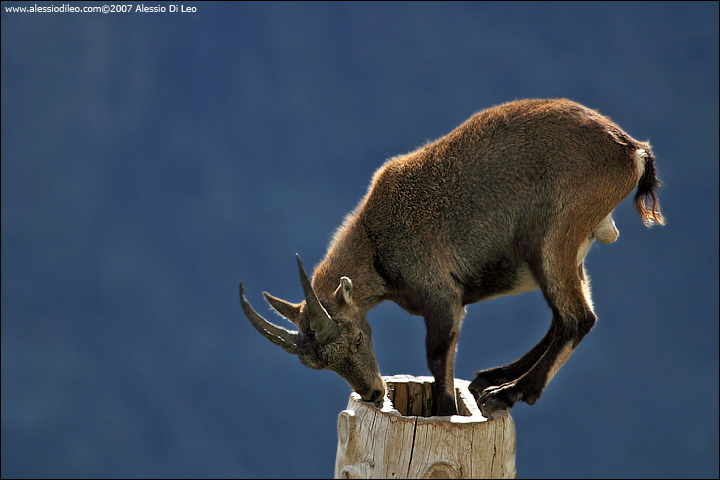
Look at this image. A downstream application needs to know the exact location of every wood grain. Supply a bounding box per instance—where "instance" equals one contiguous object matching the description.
[335,375,516,479]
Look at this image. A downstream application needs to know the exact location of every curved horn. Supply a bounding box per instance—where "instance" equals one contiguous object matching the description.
[296,254,338,345]
[239,282,300,354]
[263,292,302,324]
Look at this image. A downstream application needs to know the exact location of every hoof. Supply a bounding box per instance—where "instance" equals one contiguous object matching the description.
[468,377,491,399]
[477,385,516,415]
[477,382,542,416]
[469,370,508,397]
[481,405,510,420]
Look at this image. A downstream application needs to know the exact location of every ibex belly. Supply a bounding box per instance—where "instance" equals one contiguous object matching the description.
[458,257,541,305]
[467,214,618,304]
[481,263,540,302]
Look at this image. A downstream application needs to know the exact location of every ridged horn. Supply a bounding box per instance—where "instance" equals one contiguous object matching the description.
[239,282,300,354]
[296,254,338,345]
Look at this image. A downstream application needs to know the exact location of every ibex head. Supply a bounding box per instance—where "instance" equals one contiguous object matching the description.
[239,255,385,406]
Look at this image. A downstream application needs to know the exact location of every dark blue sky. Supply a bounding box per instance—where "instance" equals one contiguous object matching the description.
[2,2,718,478]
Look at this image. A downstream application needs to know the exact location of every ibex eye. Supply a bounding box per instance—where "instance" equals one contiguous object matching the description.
[355,332,363,346]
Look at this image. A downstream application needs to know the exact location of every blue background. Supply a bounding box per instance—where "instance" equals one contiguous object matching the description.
[2,1,718,478]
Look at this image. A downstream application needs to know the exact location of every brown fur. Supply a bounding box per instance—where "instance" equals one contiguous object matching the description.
[242,98,665,416]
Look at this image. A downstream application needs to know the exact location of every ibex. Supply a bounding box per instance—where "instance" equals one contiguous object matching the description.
[239,98,664,416]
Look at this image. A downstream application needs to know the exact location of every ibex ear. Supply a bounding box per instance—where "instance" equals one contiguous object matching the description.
[263,292,303,324]
[334,277,353,305]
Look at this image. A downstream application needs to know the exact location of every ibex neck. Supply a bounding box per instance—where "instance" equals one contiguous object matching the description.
[312,217,385,312]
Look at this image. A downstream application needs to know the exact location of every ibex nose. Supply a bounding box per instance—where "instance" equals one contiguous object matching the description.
[359,378,385,407]
[369,389,384,407]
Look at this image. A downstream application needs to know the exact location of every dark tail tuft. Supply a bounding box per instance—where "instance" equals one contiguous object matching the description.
[633,148,666,226]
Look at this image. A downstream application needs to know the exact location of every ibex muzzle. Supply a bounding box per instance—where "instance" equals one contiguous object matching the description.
[239,255,385,406]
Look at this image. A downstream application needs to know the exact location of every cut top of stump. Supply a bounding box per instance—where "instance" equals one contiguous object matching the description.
[335,375,516,479]
[377,374,507,422]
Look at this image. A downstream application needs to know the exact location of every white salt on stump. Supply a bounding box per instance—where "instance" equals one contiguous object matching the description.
[335,375,516,479]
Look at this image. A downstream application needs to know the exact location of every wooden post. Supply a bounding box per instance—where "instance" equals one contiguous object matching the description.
[335,375,516,479]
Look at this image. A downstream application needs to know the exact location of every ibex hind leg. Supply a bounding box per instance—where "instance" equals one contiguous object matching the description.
[477,245,596,415]
[469,323,556,397]
[469,240,600,398]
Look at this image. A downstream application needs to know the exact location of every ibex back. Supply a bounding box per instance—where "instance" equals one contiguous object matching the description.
[239,98,664,416]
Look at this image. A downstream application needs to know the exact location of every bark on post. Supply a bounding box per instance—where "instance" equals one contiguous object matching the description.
[335,375,516,479]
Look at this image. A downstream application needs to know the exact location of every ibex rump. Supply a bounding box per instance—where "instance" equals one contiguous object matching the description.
[240,99,664,416]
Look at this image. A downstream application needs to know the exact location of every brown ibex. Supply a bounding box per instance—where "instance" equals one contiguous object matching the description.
[239,98,664,416]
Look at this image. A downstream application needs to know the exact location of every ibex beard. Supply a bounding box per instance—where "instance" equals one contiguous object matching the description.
[239,98,664,417]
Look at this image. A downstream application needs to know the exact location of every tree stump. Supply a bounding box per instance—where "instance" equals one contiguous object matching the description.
[335,375,516,479]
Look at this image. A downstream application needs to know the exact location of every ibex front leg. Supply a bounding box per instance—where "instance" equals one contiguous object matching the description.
[477,245,596,414]
[424,301,465,416]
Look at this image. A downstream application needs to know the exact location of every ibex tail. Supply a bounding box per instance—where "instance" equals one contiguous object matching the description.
[634,147,666,226]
